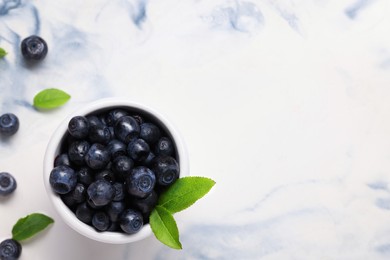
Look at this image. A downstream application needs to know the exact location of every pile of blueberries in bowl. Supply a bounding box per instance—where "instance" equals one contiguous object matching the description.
[43,99,188,244]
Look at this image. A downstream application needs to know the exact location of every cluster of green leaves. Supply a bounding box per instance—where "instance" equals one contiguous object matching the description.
[149,176,215,249]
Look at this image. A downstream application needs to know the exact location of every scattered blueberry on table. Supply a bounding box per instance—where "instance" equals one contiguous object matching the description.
[49,108,179,234]
[0,113,19,137]
[21,35,48,61]
[0,239,22,260]
[0,172,17,196]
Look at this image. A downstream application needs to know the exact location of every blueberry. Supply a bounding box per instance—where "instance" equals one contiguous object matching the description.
[61,194,77,208]
[63,183,86,204]
[87,179,115,207]
[49,165,77,194]
[88,124,111,145]
[85,143,110,170]
[112,182,125,201]
[0,172,17,196]
[125,166,156,198]
[0,113,19,136]
[107,139,127,159]
[68,140,90,166]
[127,138,150,162]
[132,190,158,215]
[106,109,128,126]
[111,155,133,181]
[107,222,119,232]
[92,212,110,232]
[132,114,144,125]
[151,156,179,186]
[140,123,161,145]
[114,116,140,144]
[142,152,155,166]
[76,202,93,224]
[87,198,104,209]
[54,153,72,167]
[21,35,48,61]
[76,167,94,186]
[68,116,89,139]
[119,209,143,234]
[108,126,115,139]
[105,201,125,222]
[155,137,174,156]
[86,115,103,127]
[97,114,108,126]
[0,239,22,260]
[95,170,116,183]
[104,161,113,171]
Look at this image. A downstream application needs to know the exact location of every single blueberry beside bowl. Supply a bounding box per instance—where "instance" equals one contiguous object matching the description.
[0,113,19,136]
[85,143,110,170]
[87,179,115,207]
[114,116,140,144]
[21,35,48,61]
[125,166,156,198]
[119,209,143,234]
[0,172,17,196]
[49,165,77,194]
[151,156,179,186]
[0,239,22,260]
[68,116,89,139]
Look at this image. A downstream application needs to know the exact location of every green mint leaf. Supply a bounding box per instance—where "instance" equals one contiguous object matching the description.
[150,206,182,249]
[0,47,7,58]
[158,176,215,213]
[12,213,54,241]
[33,88,71,109]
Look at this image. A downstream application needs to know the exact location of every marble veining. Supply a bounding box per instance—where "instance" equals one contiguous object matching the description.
[0,0,21,16]
[344,0,377,19]
[205,0,264,33]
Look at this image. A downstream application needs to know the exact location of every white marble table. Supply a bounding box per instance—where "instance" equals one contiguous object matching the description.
[1,0,390,259]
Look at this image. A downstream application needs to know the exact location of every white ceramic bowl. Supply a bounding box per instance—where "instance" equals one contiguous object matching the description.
[43,98,189,244]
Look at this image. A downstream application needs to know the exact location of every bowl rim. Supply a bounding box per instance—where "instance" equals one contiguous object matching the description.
[43,98,189,244]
